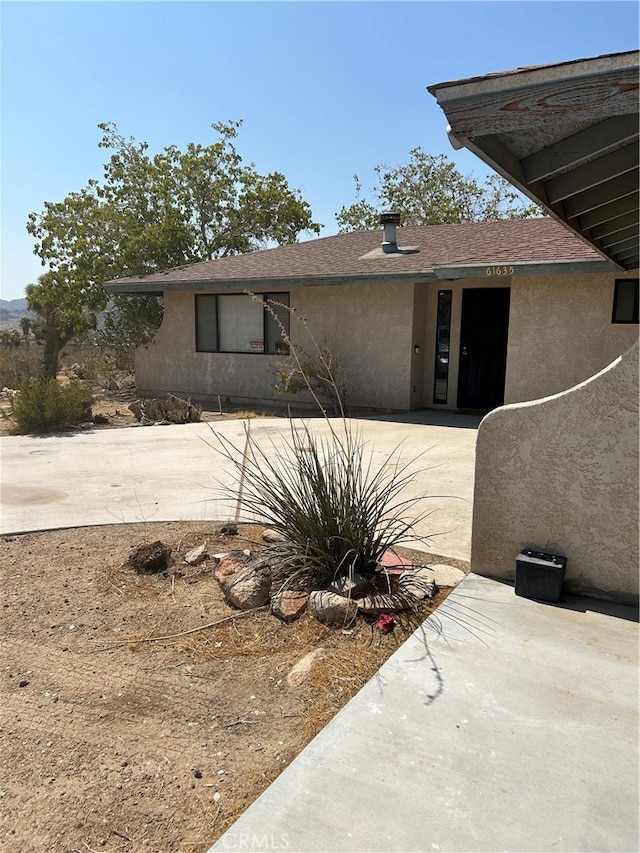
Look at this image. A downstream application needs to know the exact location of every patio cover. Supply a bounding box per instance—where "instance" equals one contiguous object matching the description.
[428,51,639,271]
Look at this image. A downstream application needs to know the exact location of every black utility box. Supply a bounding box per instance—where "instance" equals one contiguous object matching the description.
[515,549,567,603]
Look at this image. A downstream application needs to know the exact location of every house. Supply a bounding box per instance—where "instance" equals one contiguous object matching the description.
[104,216,637,414]
[428,49,639,603]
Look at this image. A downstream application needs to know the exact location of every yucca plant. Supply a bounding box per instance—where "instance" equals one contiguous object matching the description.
[207,295,433,590]
[211,419,429,586]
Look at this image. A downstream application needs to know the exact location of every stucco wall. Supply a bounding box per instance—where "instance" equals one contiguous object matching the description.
[505,271,639,403]
[135,284,415,411]
[421,272,637,410]
[471,340,639,604]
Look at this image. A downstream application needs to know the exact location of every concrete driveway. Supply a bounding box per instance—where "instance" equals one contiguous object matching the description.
[0,413,478,561]
[2,412,638,853]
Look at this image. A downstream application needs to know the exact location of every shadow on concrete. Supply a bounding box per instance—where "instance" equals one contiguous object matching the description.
[484,576,639,623]
[357,408,483,429]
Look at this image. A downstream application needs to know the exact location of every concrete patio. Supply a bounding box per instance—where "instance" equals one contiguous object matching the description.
[211,574,639,853]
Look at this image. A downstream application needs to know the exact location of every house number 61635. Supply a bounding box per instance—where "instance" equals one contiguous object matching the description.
[485,265,515,276]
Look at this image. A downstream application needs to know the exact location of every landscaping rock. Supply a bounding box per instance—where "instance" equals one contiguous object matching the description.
[377,549,413,574]
[309,590,358,626]
[428,563,467,587]
[184,544,208,565]
[215,552,270,610]
[214,551,253,580]
[329,571,370,598]
[128,395,201,424]
[286,648,326,689]
[271,590,309,623]
[261,529,285,544]
[357,592,404,616]
[397,566,436,601]
[219,523,238,536]
[129,400,144,421]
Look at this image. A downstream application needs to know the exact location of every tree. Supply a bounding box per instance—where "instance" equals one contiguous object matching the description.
[336,148,540,231]
[19,316,31,350]
[26,120,322,374]
[26,273,96,379]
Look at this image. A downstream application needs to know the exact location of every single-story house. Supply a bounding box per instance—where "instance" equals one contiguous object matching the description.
[105,215,637,413]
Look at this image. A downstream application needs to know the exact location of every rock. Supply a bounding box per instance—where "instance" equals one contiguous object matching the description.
[107,378,120,392]
[286,648,326,689]
[357,592,405,616]
[271,590,309,623]
[262,529,285,543]
[329,571,370,598]
[184,544,208,565]
[397,566,436,601]
[377,549,413,575]
[428,563,467,587]
[357,568,436,614]
[214,551,253,580]
[129,400,144,421]
[92,414,109,424]
[127,541,172,574]
[219,523,238,536]
[215,552,270,609]
[309,590,358,626]
[128,395,201,424]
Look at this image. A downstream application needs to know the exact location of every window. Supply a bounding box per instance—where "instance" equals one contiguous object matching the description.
[433,290,452,404]
[612,279,639,324]
[195,293,290,353]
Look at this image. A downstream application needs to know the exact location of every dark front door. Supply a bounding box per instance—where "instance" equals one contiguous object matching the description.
[457,287,510,410]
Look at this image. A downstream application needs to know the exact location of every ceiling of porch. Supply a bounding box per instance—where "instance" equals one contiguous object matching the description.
[428,51,639,271]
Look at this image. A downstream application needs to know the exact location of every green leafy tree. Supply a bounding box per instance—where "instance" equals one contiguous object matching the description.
[26,273,97,379]
[26,120,322,373]
[336,148,540,231]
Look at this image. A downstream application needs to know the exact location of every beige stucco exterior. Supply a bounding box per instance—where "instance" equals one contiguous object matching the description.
[135,283,418,411]
[135,270,637,413]
[471,339,639,604]
[420,271,638,410]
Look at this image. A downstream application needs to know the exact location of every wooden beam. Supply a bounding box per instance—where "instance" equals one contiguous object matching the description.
[522,115,639,182]
[545,143,638,204]
[599,227,639,250]
[579,193,639,229]
[563,170,639,218]
[590,211,639,240]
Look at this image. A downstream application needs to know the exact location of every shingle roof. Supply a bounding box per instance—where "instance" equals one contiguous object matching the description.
[105,218,609,292]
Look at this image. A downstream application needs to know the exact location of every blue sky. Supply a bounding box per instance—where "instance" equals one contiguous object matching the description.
[1,0,638,300]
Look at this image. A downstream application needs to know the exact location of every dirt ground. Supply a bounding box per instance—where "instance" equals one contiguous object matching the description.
[0,379,468,853]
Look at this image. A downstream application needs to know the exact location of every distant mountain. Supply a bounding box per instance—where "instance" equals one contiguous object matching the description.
[0,298,34,330]
[0,298,28,312]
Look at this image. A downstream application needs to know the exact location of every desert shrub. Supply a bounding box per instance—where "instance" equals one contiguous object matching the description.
[61,344,136,381]
[275,342,349,417]
[0,345,42,388]
[212,419,428,588]
[207,294,432,591]
[11,378,93,434]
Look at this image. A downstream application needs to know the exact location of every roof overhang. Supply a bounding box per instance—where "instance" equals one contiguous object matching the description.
[428,51,639,271]
[104,256,616,295]
[103,270,439,295]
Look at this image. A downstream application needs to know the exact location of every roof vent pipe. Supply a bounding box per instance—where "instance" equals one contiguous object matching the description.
[380,212,401,253]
